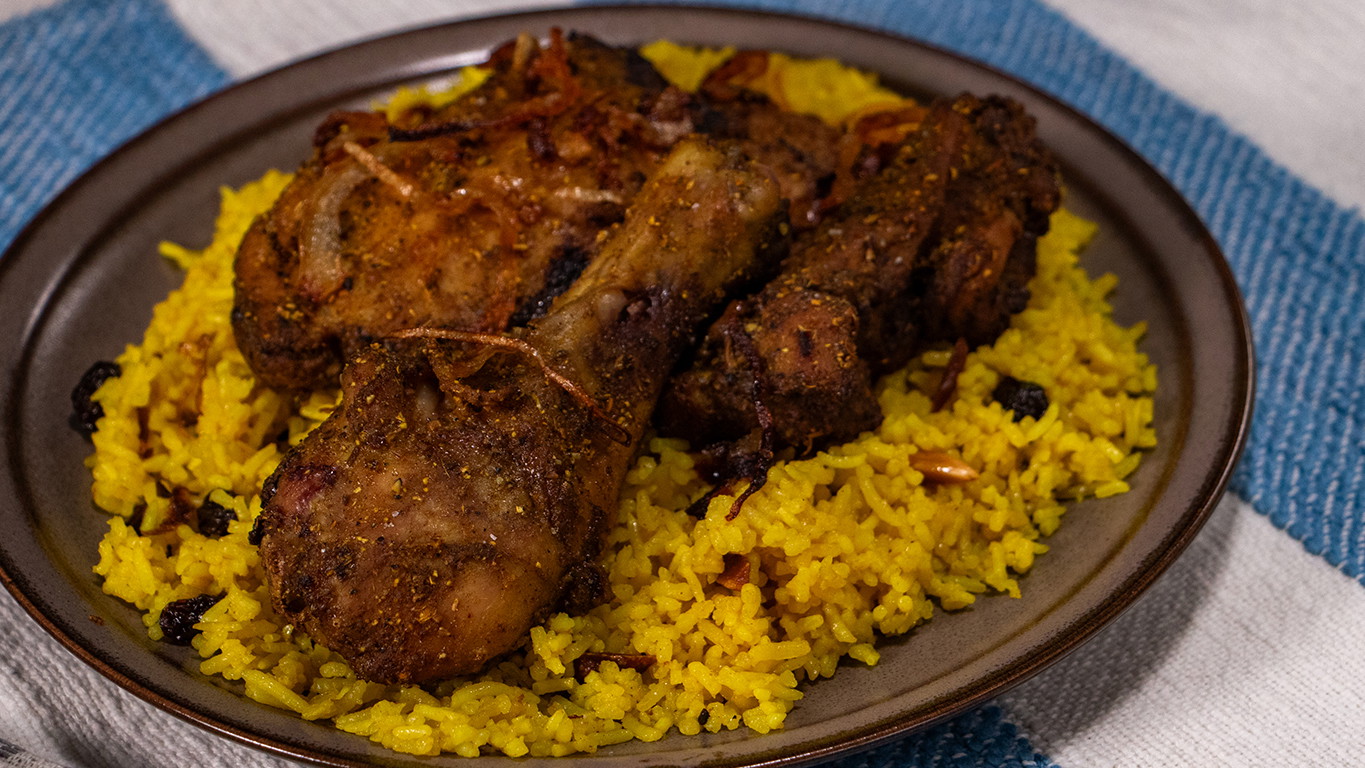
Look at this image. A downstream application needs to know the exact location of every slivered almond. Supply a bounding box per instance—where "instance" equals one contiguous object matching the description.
[909,451,978,484]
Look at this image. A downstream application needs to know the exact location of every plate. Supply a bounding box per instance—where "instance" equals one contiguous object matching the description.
[0,6,1252,767]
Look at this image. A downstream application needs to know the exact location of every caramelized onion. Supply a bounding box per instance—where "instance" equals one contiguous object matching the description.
[700,50,770,102]
[341,141,415,198]
[390,29,582,144]
[297,162,368,301]
[392,327,631,445]
[930,338,970,412]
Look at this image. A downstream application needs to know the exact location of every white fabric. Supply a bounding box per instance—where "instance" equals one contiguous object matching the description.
[0,0,60,25]
[1000,496,1365,765]
[164,0,565,79]
[0,603,292,768]
[1046,0,1365,213]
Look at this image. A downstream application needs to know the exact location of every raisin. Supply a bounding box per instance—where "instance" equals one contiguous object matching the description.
[70,360,120,436]
[992,376,1049,421]
[197,495,238,538]
[159,594,222,645]
[247,515,266,546]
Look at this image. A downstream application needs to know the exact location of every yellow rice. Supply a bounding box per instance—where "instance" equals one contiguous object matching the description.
[86,44,1155,758]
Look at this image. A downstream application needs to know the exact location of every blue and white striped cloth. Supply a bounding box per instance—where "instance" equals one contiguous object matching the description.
[2,1,1362,765]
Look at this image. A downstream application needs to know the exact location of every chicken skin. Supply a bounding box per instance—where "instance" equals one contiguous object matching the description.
[232,32,700,391]
[658,94,1061,454]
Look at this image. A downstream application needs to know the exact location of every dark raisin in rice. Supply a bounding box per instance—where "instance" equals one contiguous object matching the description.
[196,495,238,538]
[159,594,222,645]
[70,360,121,436]
[247,515,266,546]
[991,375,1049,421]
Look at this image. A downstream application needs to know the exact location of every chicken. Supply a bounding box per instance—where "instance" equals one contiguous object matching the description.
[657,94,1061,458]
[698,94,842,231]
[232,31,701,391]
[253,138,786,684]
[918,95,1062,346]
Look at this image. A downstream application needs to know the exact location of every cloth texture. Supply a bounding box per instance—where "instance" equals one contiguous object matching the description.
[0,0,1361,765]
[0,0,227,250]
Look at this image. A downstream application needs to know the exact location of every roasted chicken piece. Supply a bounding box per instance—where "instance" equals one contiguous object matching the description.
[232,32,699,391]
[693,51,845,230]
[658,94,1061,456]
[699,95,842,231]
[254,138,786,684]
[918,95,1061,346]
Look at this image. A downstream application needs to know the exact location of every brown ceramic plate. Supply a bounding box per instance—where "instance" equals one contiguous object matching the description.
[0,6,1252,767]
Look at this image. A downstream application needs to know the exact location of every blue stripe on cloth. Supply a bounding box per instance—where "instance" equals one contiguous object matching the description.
[603,0,1365,574]
[847,705,1056,768]
[0,0,228,252]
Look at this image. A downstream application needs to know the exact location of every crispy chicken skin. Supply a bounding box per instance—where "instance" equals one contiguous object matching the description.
[255,138,786,684]
[918,95,1061,346]
[232,32,700,391]
[658,94,1060,453]
[698,94,842,231]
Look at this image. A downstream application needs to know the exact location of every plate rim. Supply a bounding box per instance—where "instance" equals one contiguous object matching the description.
[0,4,1255,767]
